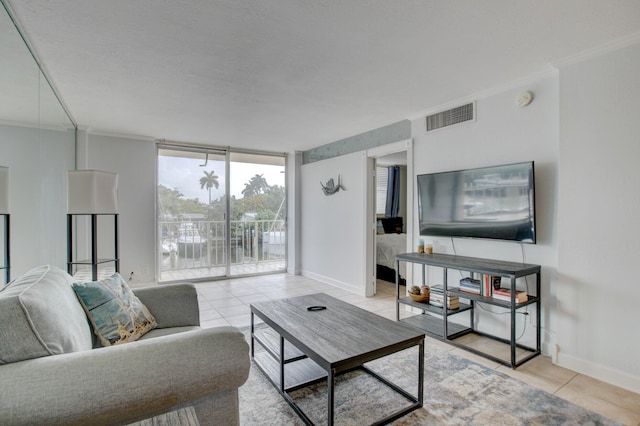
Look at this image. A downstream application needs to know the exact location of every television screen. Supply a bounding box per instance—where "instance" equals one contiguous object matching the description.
[417,162,536,243]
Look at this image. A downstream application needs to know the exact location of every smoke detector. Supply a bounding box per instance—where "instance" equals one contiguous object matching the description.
[516,91,533,107]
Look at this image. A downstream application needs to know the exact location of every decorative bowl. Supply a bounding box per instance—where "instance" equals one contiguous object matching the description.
[409,292,429,303]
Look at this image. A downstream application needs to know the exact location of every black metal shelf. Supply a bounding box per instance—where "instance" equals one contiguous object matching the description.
[398,296,472,316]
[447,288,540,310]
[400,314,472,340]
[395,252,541,369]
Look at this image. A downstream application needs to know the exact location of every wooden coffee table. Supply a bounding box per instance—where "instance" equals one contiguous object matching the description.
[250,293,425,425]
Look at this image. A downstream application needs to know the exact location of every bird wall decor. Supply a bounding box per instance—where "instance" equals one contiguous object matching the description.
[320,175,345,196]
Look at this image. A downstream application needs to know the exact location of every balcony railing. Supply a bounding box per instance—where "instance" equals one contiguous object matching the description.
[159,219,286,273]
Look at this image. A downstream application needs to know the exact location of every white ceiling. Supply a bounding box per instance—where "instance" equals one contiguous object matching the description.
[7,0,640,153]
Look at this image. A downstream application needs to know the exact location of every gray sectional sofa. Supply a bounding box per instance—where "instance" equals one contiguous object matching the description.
[0,265,250,425]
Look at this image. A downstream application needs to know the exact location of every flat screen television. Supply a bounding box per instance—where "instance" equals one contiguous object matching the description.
[417,161,536,243]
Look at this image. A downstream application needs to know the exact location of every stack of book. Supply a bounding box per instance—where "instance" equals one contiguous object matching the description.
[429,285,460,309]
[458,277,481,295]
[492,287,528,304]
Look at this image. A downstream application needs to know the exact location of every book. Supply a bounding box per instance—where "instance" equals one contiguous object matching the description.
[482,274,492,296]
[492,288,528,303]
[457,285,480,295]
[459,281,480,290]
[429,299,460,309]
[429,293,459,302]
[429,285,446,294]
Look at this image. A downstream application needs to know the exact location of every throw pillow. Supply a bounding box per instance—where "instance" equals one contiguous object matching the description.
[72,273,157,346]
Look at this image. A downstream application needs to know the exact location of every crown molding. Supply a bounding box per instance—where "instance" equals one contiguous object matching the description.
[554,31,640,69]
[81,127,156,142]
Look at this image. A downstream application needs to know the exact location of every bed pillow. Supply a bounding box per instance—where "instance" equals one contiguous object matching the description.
[376,219,385,235]
[72,273,157,346]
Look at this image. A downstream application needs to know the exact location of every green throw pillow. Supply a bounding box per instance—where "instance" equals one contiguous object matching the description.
[72,273,157,346]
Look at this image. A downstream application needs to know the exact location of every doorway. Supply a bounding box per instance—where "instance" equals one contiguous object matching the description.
[157,144,287,282]
[364,140,413,296]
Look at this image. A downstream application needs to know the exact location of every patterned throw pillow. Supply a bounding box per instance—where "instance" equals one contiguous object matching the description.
[72,273,157,346]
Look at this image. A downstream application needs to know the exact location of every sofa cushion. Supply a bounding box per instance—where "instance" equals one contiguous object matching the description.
[0,265,93,365]
[72,273,157,346]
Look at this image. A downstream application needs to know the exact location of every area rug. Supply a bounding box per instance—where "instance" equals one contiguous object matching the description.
[239,327,618,426]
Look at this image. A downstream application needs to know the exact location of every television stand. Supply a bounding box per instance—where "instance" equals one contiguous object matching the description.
[395,252,541,368]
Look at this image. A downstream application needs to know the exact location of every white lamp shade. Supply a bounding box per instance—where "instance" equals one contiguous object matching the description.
[67,170,119,214]
[0,167,8,214]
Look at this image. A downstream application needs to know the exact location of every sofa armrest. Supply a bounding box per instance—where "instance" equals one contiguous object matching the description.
[134,283,200,327]
[0,326,249,426]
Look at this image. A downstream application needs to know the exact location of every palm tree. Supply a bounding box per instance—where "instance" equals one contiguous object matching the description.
[241,174,269,197]
[199,170,219,205]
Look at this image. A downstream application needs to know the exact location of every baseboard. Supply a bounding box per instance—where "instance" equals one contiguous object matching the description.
[557,352,640,395]
[301,270,363,295]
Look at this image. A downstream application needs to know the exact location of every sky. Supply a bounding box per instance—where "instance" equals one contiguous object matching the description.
[157,156,285,202]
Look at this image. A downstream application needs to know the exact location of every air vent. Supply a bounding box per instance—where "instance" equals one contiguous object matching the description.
[426,103,474,132]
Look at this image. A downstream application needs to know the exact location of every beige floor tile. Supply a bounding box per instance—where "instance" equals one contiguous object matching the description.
[238,293,272,304]
[257,290,290,300]
[228,286,256,297]
[495,355,576,394]
[205,296,244,308]
[216,304,250,318]
[375,308,398,321]
[197,297,214,310]
[199,309,222,321]
[556,379,640,426]
[350,299,395,313]
[200,318,230,328]
[226,314,252,328]
[559,374,640,415]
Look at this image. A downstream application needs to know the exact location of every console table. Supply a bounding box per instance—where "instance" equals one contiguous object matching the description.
[395,252,541,368]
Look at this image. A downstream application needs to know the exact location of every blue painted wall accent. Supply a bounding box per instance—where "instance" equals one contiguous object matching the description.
[302,120,411,164]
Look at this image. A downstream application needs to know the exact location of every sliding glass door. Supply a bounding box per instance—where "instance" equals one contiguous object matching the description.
[157,145,286,282]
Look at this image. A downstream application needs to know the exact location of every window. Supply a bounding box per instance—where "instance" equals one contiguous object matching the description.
[376,166,388,215]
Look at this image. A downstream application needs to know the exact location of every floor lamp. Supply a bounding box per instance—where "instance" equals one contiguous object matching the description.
[67,170,120,281]
[0,167,9,284]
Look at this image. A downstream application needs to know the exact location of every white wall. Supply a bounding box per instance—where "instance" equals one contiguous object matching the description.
[300,152,366,294]
[0,124,75,276]
[83,132,157,284]
[557,42,640,393]
[410,74,560,352]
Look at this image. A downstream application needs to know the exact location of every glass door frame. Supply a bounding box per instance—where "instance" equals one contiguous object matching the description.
[156,142,287,282]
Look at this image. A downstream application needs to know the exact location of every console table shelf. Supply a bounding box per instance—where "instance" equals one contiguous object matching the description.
[395,252,541,368]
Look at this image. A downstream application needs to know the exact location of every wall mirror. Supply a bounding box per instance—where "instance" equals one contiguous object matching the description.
[0,0,77,280]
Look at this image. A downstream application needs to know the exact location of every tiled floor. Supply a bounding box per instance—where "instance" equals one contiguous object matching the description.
[195,274,640,425]
[161,260,286,283]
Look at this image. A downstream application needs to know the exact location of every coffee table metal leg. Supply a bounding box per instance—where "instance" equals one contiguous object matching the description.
[328,368,335,426]
[418,340,424,405]
[250,312,255,358]
[280,335,285,392]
